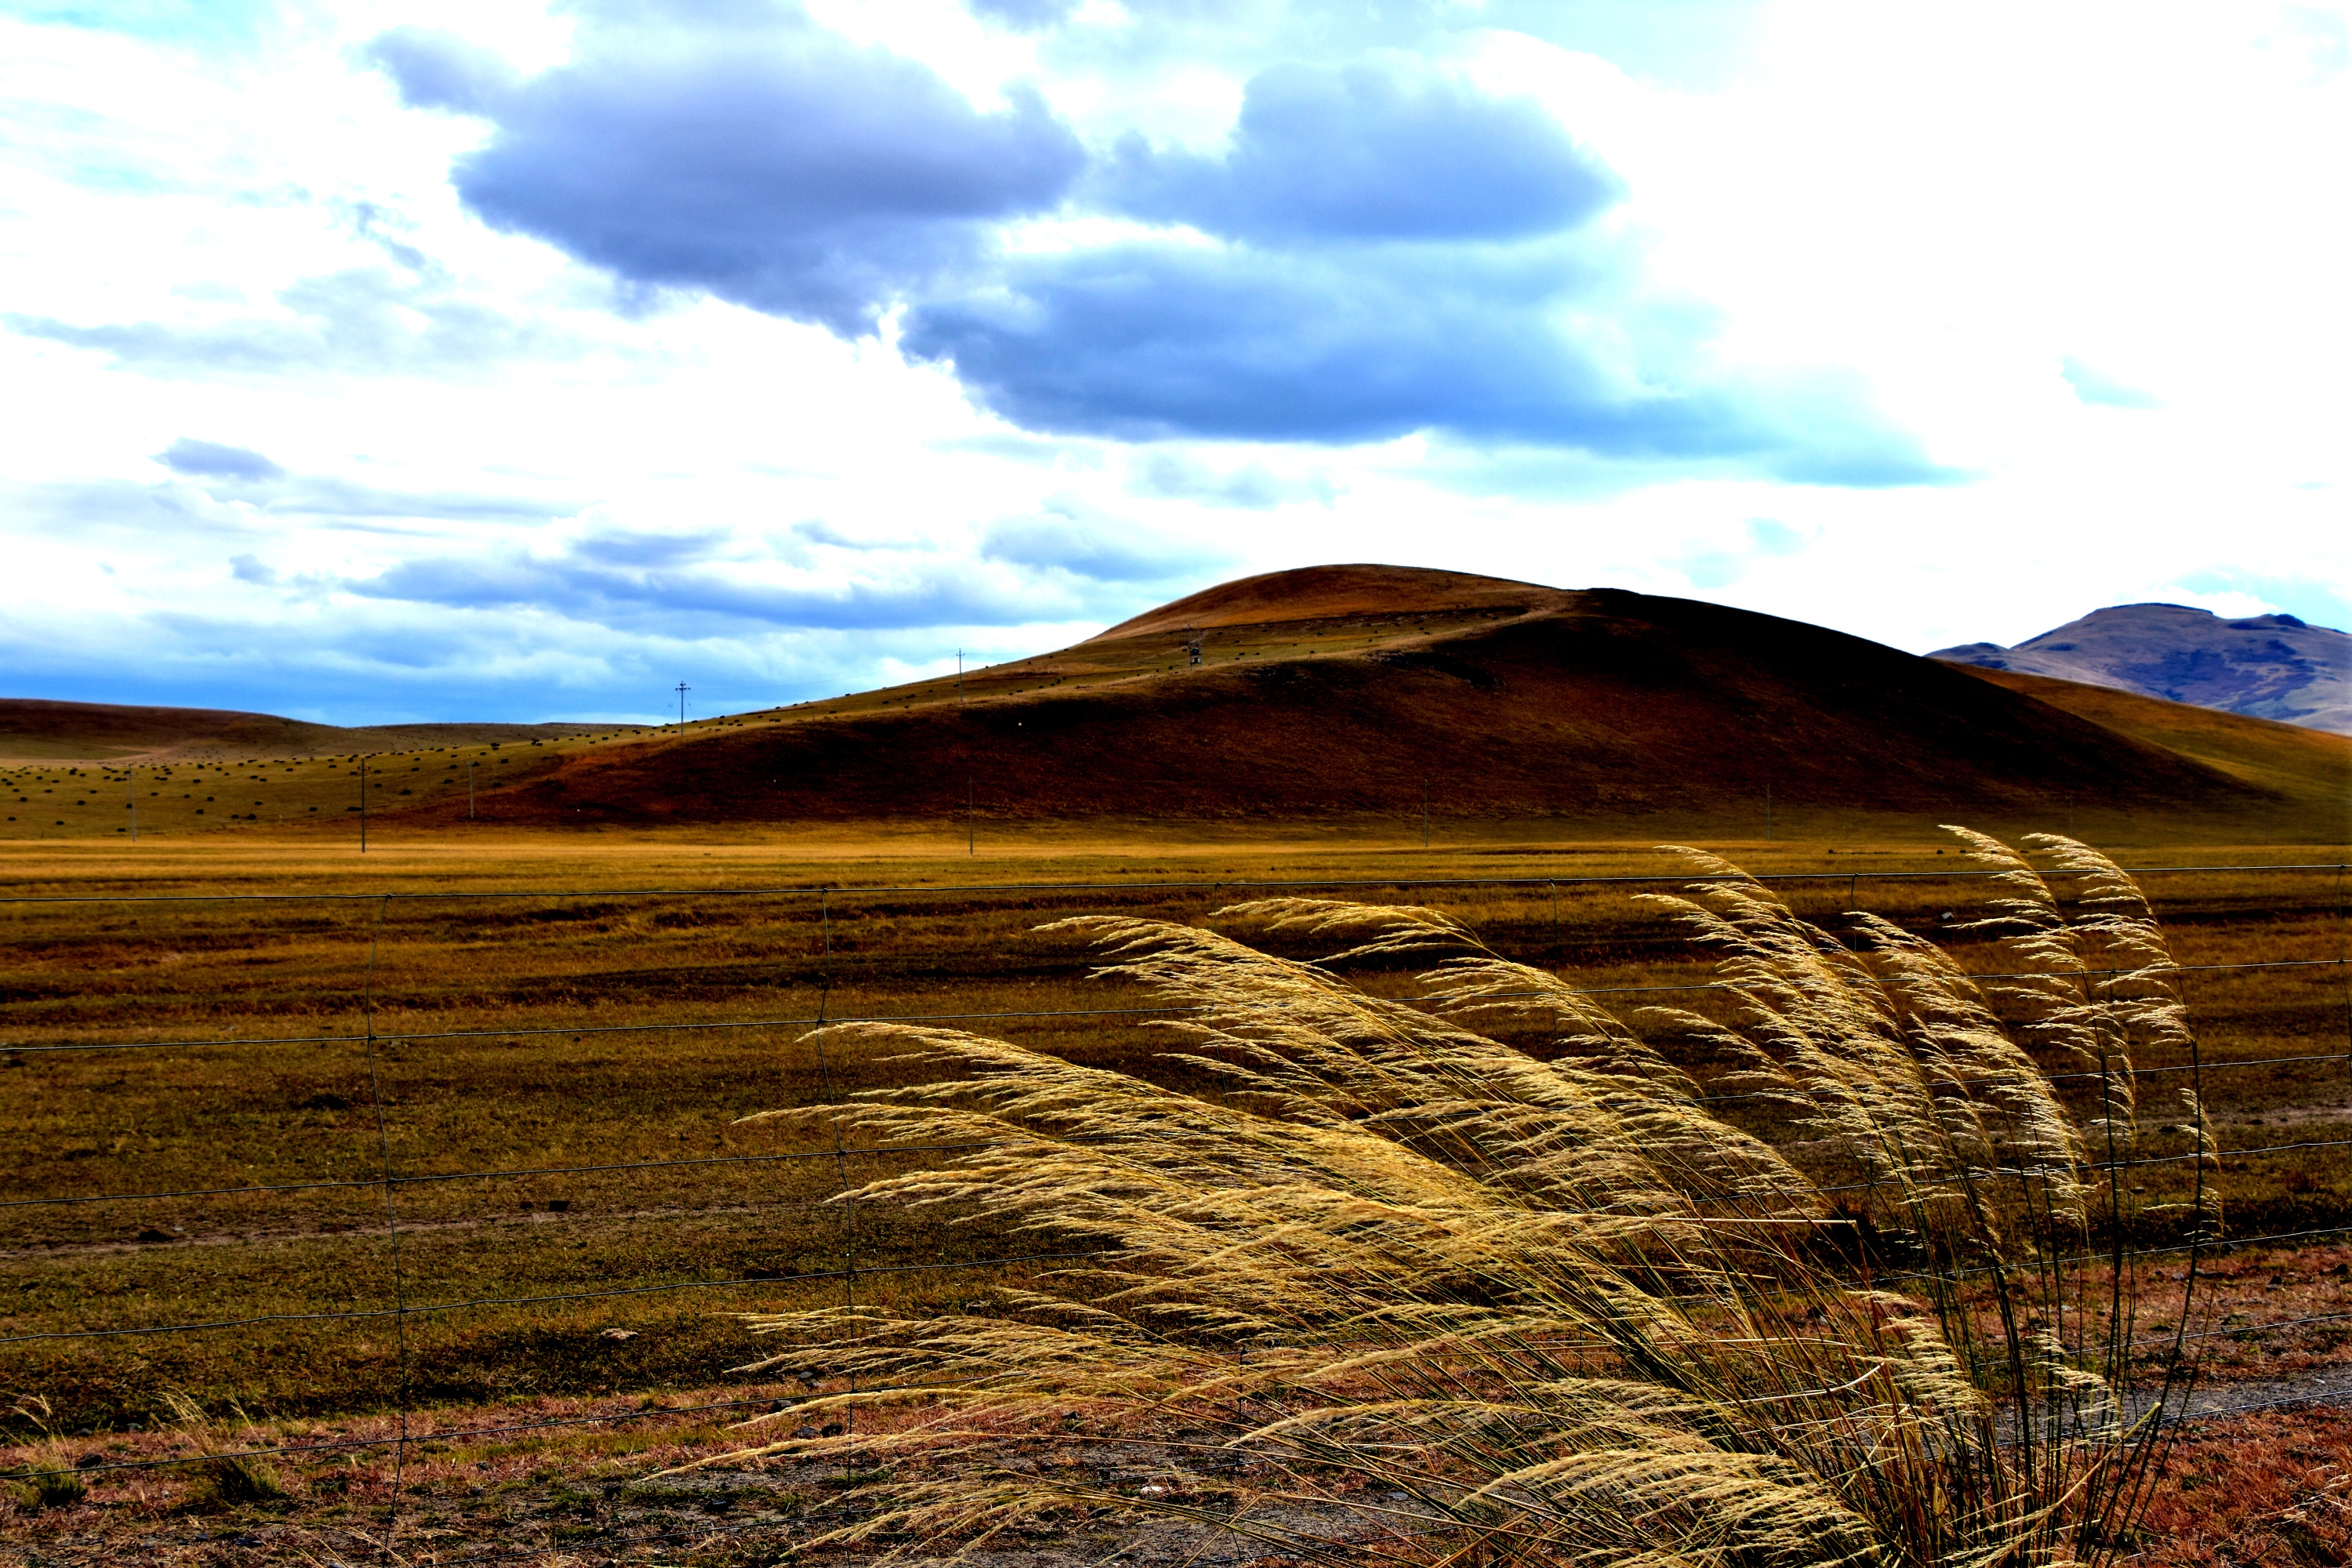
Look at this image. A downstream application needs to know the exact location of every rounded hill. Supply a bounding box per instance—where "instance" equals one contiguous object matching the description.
[390,568,2338,841]
[1091,564,1565,641]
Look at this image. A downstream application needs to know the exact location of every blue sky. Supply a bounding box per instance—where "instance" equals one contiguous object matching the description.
[2,0,2347,724]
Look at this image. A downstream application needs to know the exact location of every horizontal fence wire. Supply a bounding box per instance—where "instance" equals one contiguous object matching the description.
[15,1299,2352,1486]
[10,1112,2352,1220]
[0,1248,1120,1348]
[0,1139,1012,1210]
[17,1288,2352,1486]
[8,956,2344,1060]
[2,860,2344,906]
[18,1142,2352,1348]
[0,1394,790,1483]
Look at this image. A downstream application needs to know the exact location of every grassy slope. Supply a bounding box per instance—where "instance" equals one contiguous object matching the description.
[0,697,640,763]
[1951,663,2352,833]
[414,585,2302,838]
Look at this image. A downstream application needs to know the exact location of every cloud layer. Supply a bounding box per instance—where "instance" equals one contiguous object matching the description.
[378,16,1084,335]
[363,9,1930,478]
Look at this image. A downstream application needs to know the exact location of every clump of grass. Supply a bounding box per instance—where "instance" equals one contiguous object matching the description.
[678,834,2214,1561]
[8,1396,86,1512]
[159,1391,285,1508]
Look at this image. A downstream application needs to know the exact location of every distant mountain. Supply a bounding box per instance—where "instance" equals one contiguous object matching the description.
[1933,604,2352,735]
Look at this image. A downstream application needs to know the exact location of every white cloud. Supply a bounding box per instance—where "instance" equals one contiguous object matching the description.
[1,0,2346,724]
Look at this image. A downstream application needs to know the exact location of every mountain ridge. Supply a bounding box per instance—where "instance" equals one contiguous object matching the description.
[1933,602,2351,735]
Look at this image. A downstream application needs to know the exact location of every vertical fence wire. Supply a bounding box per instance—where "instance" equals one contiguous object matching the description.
[357,893,410,1551]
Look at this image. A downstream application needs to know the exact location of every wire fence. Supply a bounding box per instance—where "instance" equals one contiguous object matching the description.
[3,857,2349,1559]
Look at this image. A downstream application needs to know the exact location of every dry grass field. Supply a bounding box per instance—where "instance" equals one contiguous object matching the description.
[2,822,2348,1563]
[3,571,2349,1560]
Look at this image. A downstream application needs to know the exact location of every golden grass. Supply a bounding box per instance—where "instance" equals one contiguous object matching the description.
[677,833,2223,1564]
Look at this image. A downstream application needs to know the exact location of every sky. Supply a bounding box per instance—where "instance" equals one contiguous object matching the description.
[2,0,2347,726]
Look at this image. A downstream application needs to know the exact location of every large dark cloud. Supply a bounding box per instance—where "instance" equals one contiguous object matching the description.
[1102,60,1617,242]
[375,12,1085,335]
[364,26,517,114]
[908,243,1588,444]
[904,242,1946,480]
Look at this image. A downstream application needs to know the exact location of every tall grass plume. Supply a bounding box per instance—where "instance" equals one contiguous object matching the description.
[700,830,2212,1563]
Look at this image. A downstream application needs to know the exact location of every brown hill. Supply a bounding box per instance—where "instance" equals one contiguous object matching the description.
[1094,563,1565,640]
[390,570,2337,842]
[0,698,640,764]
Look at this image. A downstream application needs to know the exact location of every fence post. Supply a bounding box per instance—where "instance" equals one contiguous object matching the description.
[809,889,857,1473]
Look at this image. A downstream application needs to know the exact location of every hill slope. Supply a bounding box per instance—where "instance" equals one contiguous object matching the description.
[1933,603,2351,734]
[1949,664,2350,817]
[392,568,2340,842]
[0,698,640,763]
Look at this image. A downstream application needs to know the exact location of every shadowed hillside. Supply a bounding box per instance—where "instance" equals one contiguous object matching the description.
[390,568,2335,841]
[1951,664,2350,829]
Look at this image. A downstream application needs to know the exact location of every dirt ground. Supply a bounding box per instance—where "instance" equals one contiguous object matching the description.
[11,1235,2352,1568]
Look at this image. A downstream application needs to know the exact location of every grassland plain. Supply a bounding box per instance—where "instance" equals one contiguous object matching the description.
[2,828,2349,1565]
